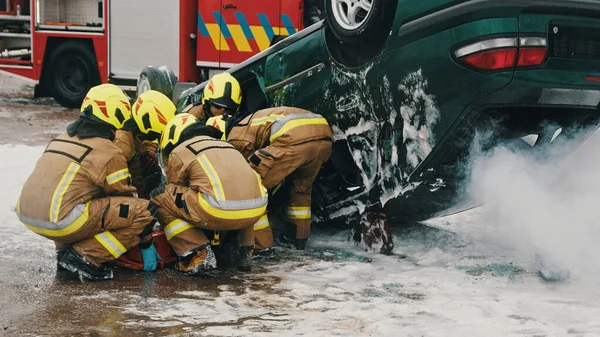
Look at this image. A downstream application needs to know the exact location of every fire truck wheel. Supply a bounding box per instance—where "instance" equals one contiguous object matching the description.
[325,0,395,45]
[48,41,100,108]
[136,66,178,100]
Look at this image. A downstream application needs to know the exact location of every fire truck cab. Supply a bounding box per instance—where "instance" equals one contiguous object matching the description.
[0,0,321,107]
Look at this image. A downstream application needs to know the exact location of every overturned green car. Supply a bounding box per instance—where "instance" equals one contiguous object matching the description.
[163,0,600,232]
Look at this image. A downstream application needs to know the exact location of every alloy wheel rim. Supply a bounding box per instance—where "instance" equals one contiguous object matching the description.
[331,0,373,31]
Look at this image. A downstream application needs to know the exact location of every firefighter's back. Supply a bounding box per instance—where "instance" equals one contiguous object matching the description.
[18,132,121,222]
[171,135,267,204]
[228,106,332,155]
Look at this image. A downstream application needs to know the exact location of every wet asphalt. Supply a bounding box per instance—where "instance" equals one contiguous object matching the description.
[0,76,291,336]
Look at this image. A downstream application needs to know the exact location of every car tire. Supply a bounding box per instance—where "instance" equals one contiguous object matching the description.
[48,41,100,108]
[136,66,178,100]
[172,82,197,107]
[325,0,394,45]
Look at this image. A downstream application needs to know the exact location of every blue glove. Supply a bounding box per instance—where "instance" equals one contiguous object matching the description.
[140,243,162,272]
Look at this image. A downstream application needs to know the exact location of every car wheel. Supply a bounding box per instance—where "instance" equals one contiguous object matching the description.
[325,0,393,44]
[324,0,396,67]
[136,66,178,100]
[48,41,100,108]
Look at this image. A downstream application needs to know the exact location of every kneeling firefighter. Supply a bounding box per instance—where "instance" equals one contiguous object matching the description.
[111,90,180,271]
[199,74,333,254]
[114,90,176,198]
[16,84,158,281]
[149,113,268,273]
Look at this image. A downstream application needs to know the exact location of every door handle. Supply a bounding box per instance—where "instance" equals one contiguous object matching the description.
[223,4,237,9]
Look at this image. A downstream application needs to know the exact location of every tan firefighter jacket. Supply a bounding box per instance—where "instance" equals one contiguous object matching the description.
[114,130,158,160]
[226,106,333,159]
[17,132,136,237]
[164,135,268,222]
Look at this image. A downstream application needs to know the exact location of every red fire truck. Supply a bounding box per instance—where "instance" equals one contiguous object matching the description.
[0,0,322,107]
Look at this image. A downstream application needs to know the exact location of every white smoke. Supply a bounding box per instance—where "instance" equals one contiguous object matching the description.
[467,126,600,283]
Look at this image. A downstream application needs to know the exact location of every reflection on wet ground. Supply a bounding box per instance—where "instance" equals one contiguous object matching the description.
[1,249,296,336]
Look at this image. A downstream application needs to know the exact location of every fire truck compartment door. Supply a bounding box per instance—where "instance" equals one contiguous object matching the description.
[218,0,281,66]
[109,0,180,80]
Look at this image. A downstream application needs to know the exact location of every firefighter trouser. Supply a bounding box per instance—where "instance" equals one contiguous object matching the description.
[18,196,156,266]
[248,139,332,243]
[151,184,266,255]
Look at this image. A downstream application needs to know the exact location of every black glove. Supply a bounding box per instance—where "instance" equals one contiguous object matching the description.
[121,118,139,133]
[150,183,166,199]
[139,151,160,174]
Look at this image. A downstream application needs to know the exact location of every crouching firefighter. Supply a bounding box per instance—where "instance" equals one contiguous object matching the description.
[109,90,179,271]
[16,84,158,281]
[214,106,333,254]
[149,113,268,274]
[114,89,176,198]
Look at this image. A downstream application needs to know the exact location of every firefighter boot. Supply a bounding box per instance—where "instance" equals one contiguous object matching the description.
[176,244,217,275]
[58,248,114,281]
[253,247,276,260]
[236,246,254,271]
[56,248,68,271]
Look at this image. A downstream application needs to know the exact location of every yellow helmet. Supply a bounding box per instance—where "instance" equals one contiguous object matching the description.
[206,115,227,141]
[132,90,176,140]
[202,73,242,112]
[80,84,131,129]
[159,113,198,159]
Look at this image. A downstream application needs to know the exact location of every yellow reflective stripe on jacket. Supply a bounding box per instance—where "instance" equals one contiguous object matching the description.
[253,171,267,198]
[288,206,311,219]
[198,192,267,220]
[253,214,270,230]
[251,114,284,126]
[197,154,226,201]
[21,201,90,238]
[49,162,80,223]
[95,231,127,258]
[106,168,131,185]
[270,118,329,143]
[163,219,194,240]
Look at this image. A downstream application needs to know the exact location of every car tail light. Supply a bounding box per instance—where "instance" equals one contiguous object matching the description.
[454,36,548,72]
[461,49,518,70]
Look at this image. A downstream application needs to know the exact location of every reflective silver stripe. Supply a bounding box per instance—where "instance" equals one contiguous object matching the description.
[96,232,126,256]
[164,220,191,238]
[17,203,87,230]
[254,216,269,229]
[288,210,311,216]
[200,192,268,211]
[106,169,130,185]
[269,113,325,138]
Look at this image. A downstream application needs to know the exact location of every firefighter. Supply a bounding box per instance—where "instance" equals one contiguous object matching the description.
[149,113,268,273]
[226,106,333,253]
[195,73,333,255]
[113,89,177,198]
[185,72,242,123]
[16,84,159,281]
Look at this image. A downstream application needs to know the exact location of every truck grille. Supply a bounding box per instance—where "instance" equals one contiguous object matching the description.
[550,24,600,59]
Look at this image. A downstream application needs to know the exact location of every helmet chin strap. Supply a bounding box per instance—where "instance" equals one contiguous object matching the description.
[203,103,214,119]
